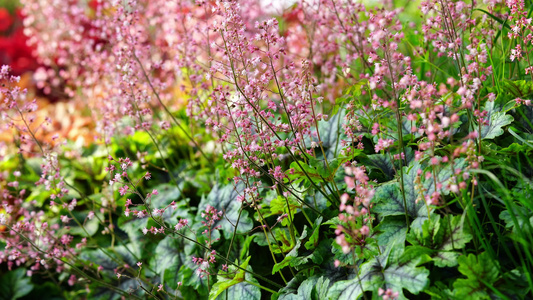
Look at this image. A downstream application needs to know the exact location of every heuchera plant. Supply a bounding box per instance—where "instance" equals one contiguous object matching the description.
[0,0,532,299]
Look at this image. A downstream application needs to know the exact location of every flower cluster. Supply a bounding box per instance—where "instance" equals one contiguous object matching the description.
[0,0,531,298]
[335,163,374,256]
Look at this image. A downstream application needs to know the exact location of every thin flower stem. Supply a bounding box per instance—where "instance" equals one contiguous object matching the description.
[220,31,337,208]
[244,279,277,294]
[132,52,209,161]
[6,225,143,300]
[384,48,410,225]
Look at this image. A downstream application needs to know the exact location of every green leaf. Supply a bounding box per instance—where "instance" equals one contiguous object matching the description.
[209,257,257,300]
[330,242,354,266]
[310,109,347,159]
[290,238,331,269]
[499,142,531,154]
[304,216,323,250]
[497,269,531,298]
[252,227,294,254]
[453,252,500,299]
[240,235,255,261]
[177,255,209,297]
[306,155,349,182]
[215,278,260,300]
[381,116,420,141]
[197,183,252,239]
[373,160,441,227]
[359,154,395,180]
[89,278,139,300]
[373,181,426,220]
[268,196,300,227]
[279,276,330,300]
[374,216,408,251]
[153,236,186,289]
[314,276,331,300]
[81,246,140,300]
[481,101,514,140]
[0,269,34,300]
[68,211,100,237]
[382,258,430,297]
[116,215,148,252]
[327,248,429,299]
[406,214,472,267]
[272,227,308,274]
[286,160,322,187]
[81,245,137,275]
[150,183,182,208]
[423,158,466,198]
[399,246,433,266]
[423,281,455,299]
[326,258,381,299]
[503,80,533,99]
[436,215,472,251]
[500,205,533,236]
[22,281,63,300]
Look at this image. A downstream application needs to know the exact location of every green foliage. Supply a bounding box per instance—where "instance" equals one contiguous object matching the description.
[309,109,347,159]
[196,183,253,239]
[327,247,429,299]
[405,214,472,267]
[481,102,514,140]
[4,0,533,299]
[278,276,330,300]
[0,268,33,300]
[153,236,187,289]
[209,257,260,300]
[452,252,500,299]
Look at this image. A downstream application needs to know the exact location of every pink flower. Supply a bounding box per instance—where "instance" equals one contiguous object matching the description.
[68,275,76,286]
[175,219,188,231]
[119,185,129,196]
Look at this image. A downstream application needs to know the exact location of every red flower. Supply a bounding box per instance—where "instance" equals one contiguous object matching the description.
[0,9,39,74]
[0,8,13,32]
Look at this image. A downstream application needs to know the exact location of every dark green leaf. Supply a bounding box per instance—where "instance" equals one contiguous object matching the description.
[305,216,323,250]
[0,269,33,300]
[309,109,347,159]
[406,214,472,267]
[154,236,186,289]
[359,154,395,180]
[197,183,252,239]
[453,252,500,299]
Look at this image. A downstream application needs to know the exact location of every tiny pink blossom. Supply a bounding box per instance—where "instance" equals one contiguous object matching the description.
[119,185,129,196]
